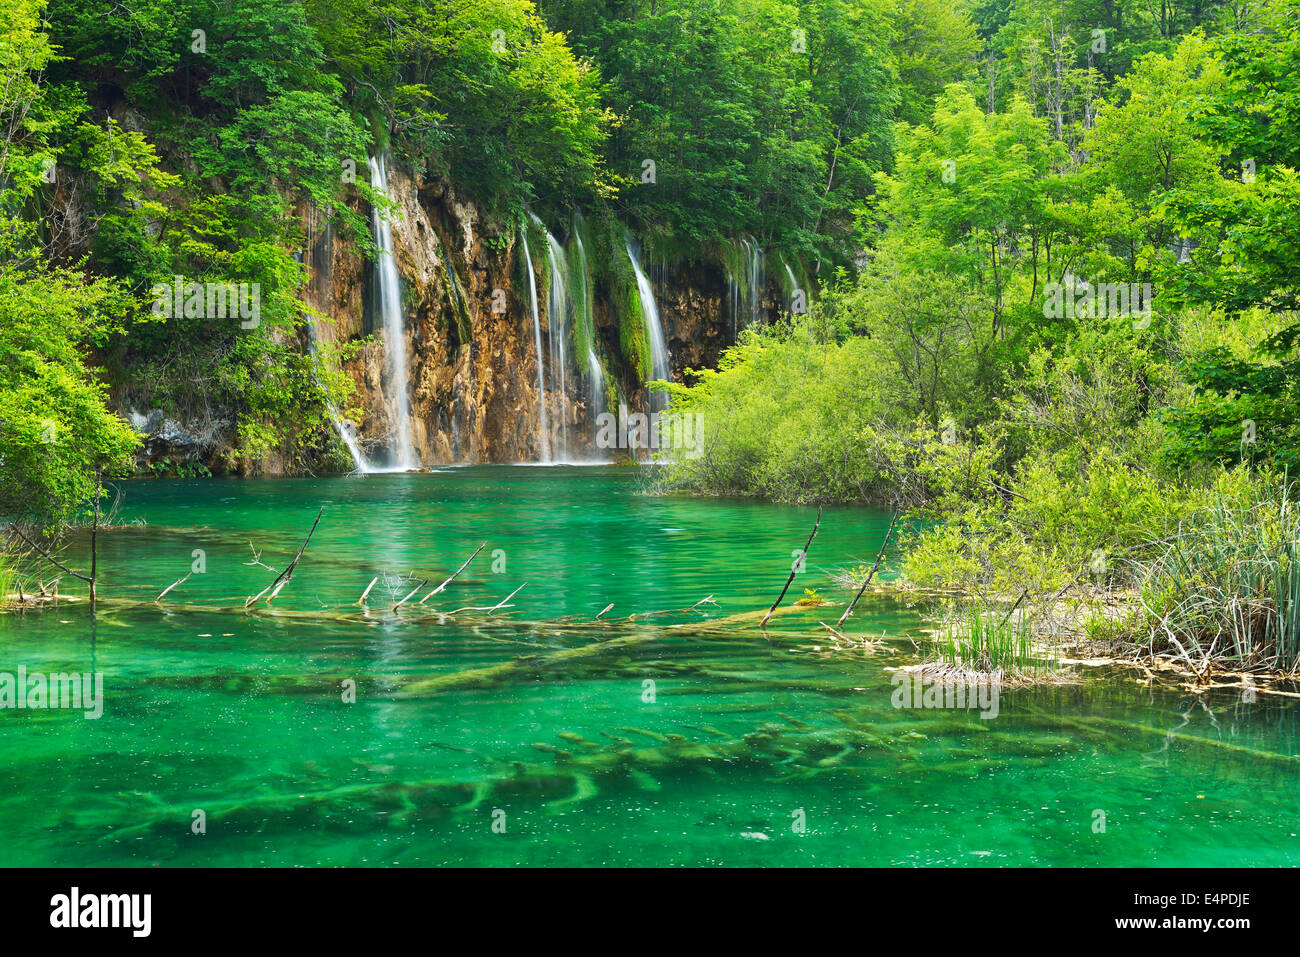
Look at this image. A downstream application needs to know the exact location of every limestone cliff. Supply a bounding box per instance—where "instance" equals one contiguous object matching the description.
[128,158,782,472]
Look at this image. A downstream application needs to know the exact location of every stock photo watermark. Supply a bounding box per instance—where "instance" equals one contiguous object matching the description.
[0,667,103,719]
[150,275,260,328]
[595,404,704,459]
[891,671,1000,719]
[1043,274,1153,328]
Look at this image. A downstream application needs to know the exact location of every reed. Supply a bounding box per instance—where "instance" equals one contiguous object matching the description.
[935,604,1049,677]
[1137,473,1300,673]
[0,550,13,607]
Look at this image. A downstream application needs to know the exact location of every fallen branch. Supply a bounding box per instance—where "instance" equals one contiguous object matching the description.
[358,577,378,604]
[485,583,526,614]
[6,525,93,584]
[836,512,897,628]
[395,578,428,609]
[760,507,822,628]
[999,588,1029,627]
[155,572,192,603]
[243,544,278,574]
[419,543,487,604]
[245,506,324,608]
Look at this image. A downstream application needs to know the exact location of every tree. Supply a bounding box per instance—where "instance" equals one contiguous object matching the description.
[889,0,981,126]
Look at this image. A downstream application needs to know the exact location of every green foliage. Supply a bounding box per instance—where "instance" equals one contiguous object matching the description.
[663,5,1300,631]
[890,0,981,126]
[794,588,827,606]
[0,0,143,533]
[5,0,1300,674]
[305,0,610,213]
[657,316,896,502]
[36,0,373,471]
[146,457,212,478]
[546,0,897,265]
[0,259,140,528]
[1137,469,1300,671]
[935,605,1044,676]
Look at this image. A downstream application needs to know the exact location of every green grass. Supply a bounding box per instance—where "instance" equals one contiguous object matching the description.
[0,545,23,608]
[1137,471,1300,673]
[935,604,1051,677]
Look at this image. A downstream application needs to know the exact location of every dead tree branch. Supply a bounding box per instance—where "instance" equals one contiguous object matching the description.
[760,506,822,628]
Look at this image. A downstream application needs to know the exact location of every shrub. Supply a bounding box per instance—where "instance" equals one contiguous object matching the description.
[1136,469,1300,673]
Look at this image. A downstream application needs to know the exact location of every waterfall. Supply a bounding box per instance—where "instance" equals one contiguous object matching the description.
[302,218,370,473]
[570,211,606,438]
[520,226,551,462]
[332,416,370,472]
[625,234,670,411]
[727,258,739,342]
[742,234,765,331]
[783,261,801,314]
[368,153,417,470]
[728,233,765,340]
[304,321,371,473]
[541,225,572,462]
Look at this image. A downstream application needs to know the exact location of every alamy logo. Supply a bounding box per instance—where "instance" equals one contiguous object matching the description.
[595,403,703,459]
[150,275,261,328]
[50,888,151,937]
[1042,274,1152,324]
[891,671,1000,719]
[0,667,103,719]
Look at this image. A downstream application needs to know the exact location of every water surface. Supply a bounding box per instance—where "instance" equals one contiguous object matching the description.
[2,467,1297,866]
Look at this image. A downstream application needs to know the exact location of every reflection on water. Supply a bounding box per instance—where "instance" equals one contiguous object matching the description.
[1,468,1298,866]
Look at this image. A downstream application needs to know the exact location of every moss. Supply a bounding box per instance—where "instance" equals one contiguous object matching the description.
[720,237,744,293]
[566,231,595,366]
[445,262,472,346]
[604,368,620,413]
[621,282,651,383]
[367,112,390,155]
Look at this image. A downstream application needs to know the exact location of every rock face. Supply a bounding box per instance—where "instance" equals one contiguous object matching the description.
[302,170,549,465]
[123,407,234,471]
[299,162,774,470]
[122,158,780,473]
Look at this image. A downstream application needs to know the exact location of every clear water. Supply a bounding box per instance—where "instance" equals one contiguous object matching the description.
[3,468,1299,867]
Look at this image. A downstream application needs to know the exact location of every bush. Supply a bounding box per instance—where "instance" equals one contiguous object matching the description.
[1136,469,1300,672]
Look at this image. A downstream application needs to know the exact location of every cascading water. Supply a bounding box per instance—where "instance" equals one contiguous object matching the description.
[743,234,765,331]
[368,153,417,470]
[783,261,801,314]
[331,412,370,473]
[625,234,670,411]
[541,225,572,462]
[728,234,765,340]
[304,320,371,473]
[570,211,606,438]
[302,220,370,473]
[520,225,551,462]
